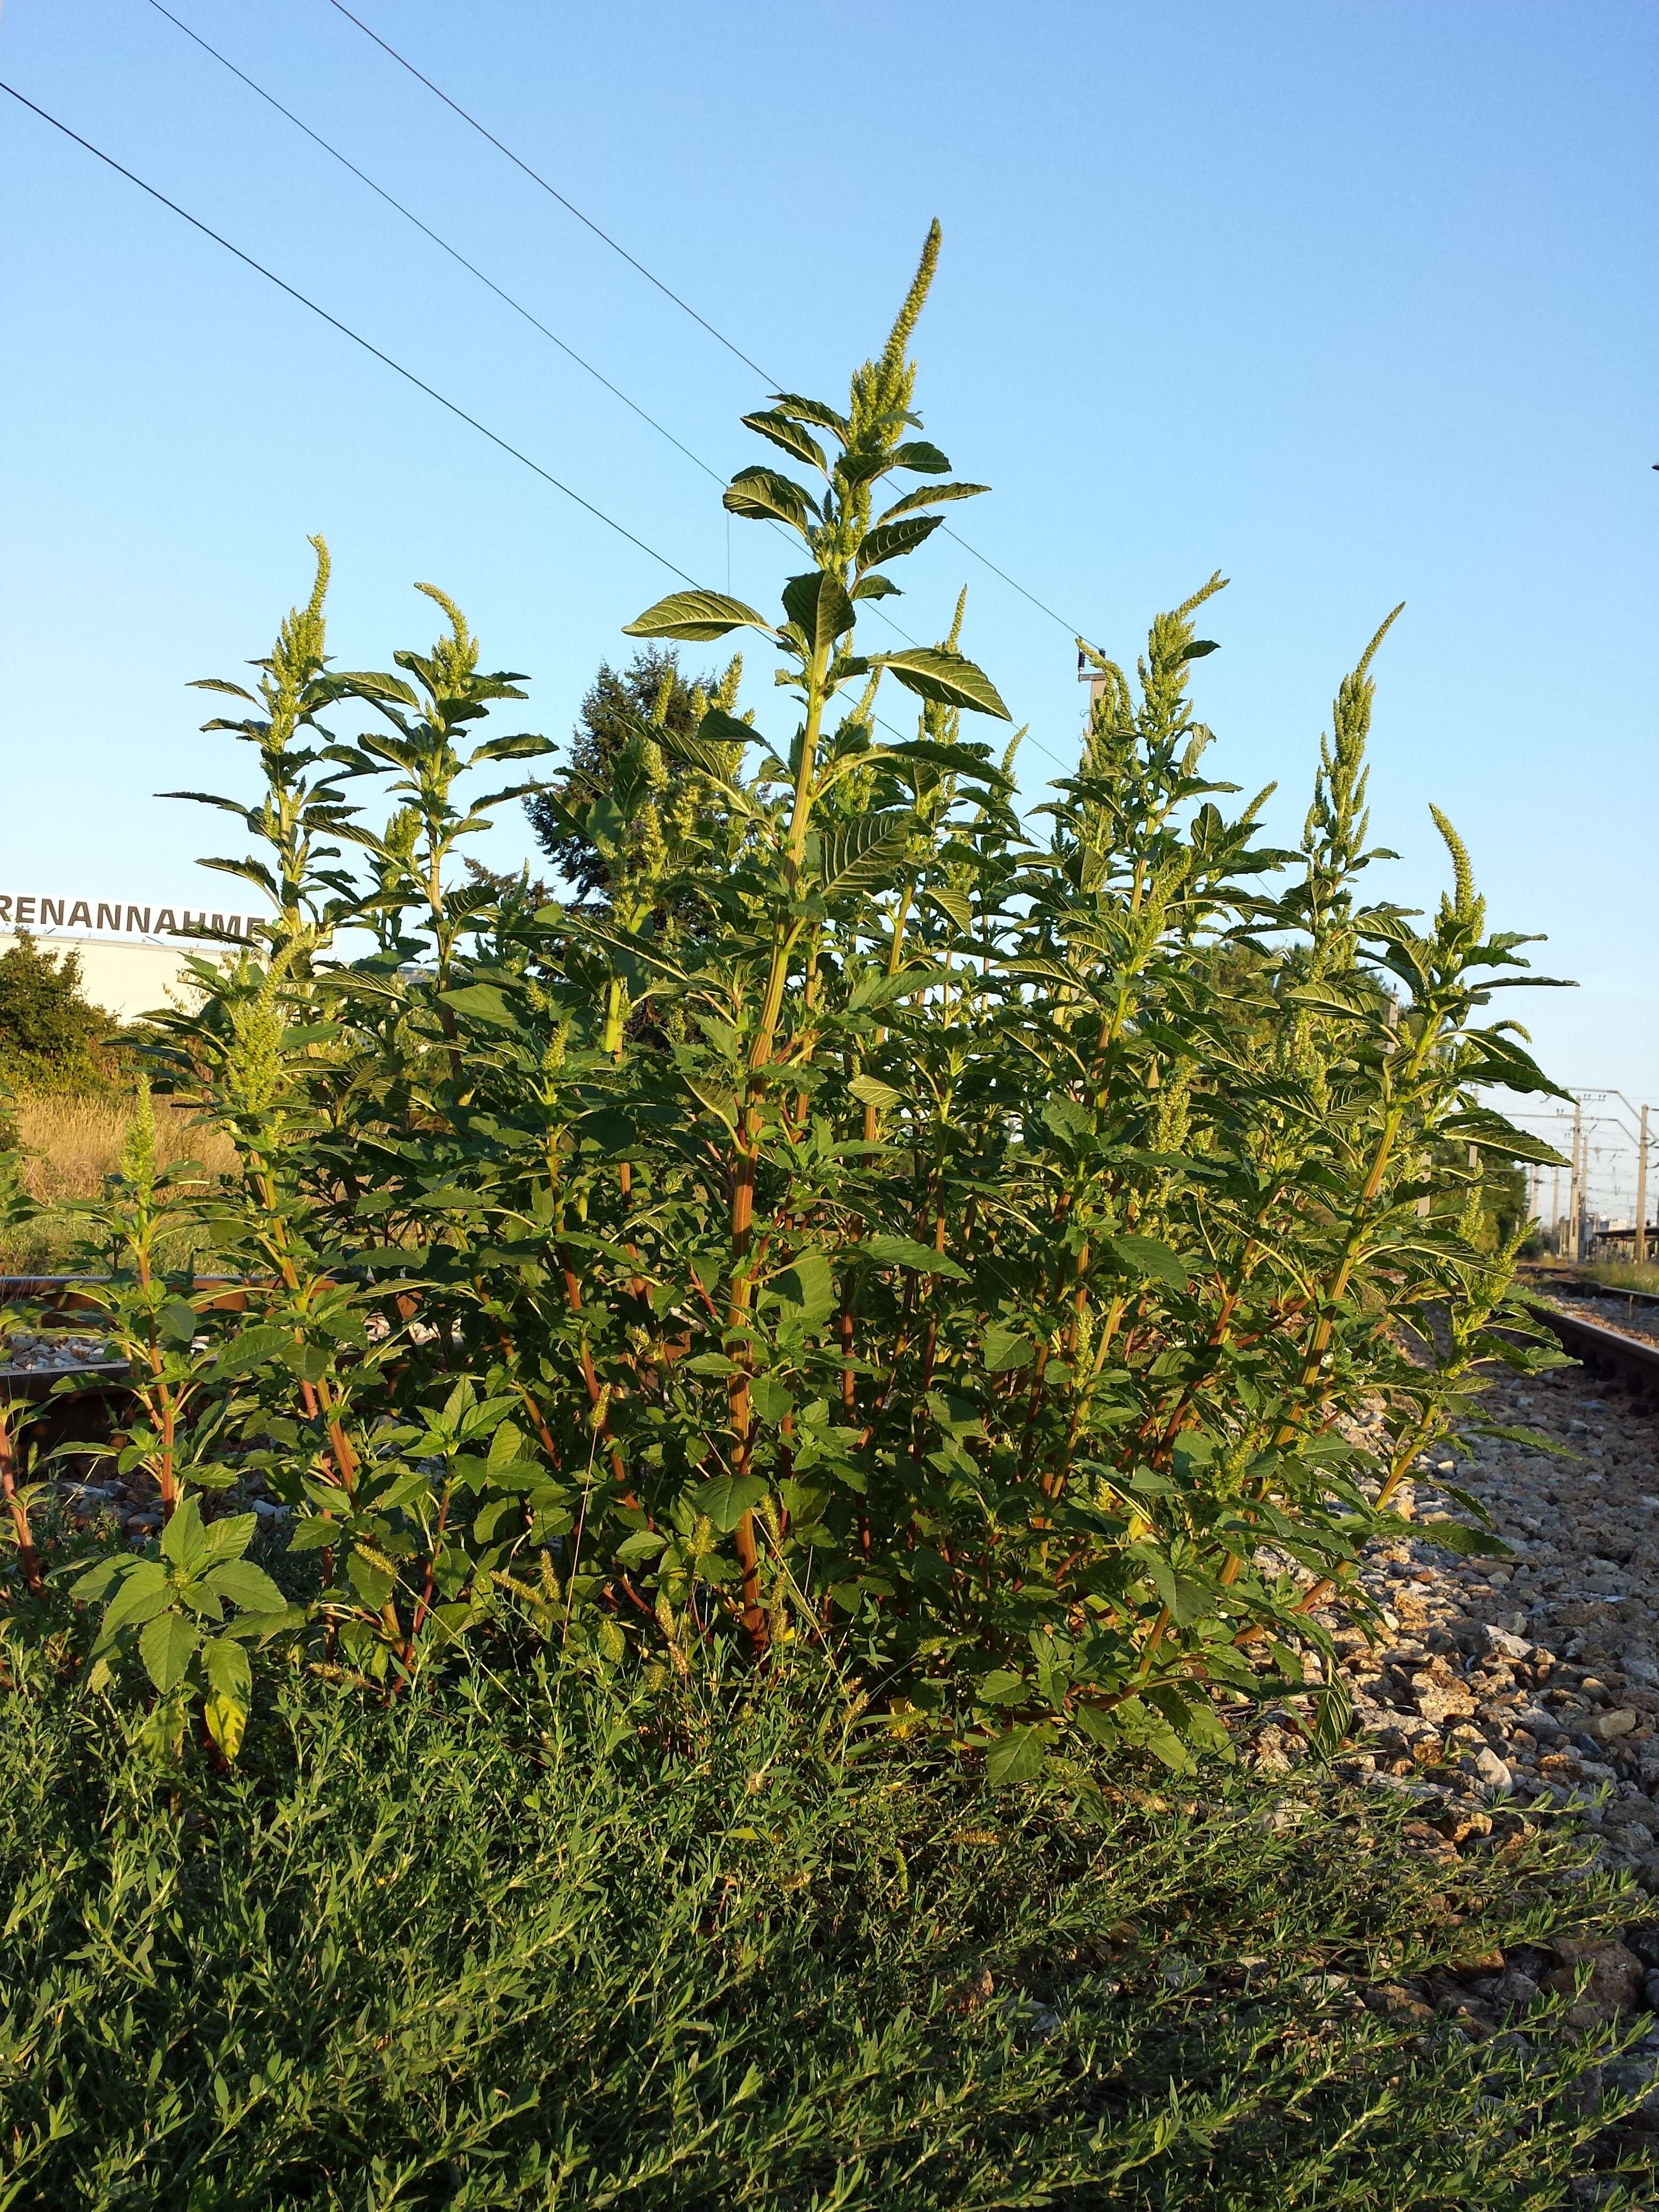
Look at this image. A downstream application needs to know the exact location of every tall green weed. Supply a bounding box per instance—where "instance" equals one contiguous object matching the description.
[3,229,1569,1772]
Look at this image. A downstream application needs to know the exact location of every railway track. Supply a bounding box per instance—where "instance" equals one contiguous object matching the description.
[1516,1269,1659,1398]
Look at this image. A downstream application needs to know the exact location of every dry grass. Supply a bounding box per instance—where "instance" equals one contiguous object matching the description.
[10,1095,237,1204]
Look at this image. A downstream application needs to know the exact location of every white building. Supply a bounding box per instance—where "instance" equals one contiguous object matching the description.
[0,891,266,1026]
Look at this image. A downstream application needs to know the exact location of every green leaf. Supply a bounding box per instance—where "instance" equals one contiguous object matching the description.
[855,513,944,571]
[820,813,911,902]
[851,573,902,601]
[1071,1705,1119,1750]
[1404,1518,1512,1559]
[741,409,827,469]
[879,738,1011,789]
[203,1512,258,1565]
[210,1325,295,1380]
[750,1374,794,1424]
[869,648,1011,721]
[862,1233,969,1281]
[700,1471,768,1535]
[976,1668,1027,1707]
[97,1561,172,1638]
[157,1299,199,1346]
[985,1725,1047,1785]
[203,1559,288,1613]
[891,439,951,474]
[614,1528,667,1568]
[440,983,522,1028]
[204,1688,248,1760]
[722,468,816,532]
[347,1551,395,1612]
[981,1325,1034,1373]
[849,1072,901,1112]
[623,590,776,643]
[160,1494,209,1573]
[781,571,856,657]
[1306,1679,1354,1762]
[138,1611,197,1693]
[767,392,849,436]
[876,482,991,527]
[695,705,758,753]
[1103,1235,1190,1291]
[203,1633,252,1708]
[775,1252,835,1321]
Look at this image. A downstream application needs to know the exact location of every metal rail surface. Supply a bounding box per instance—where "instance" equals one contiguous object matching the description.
[1525,1298,1659,1396]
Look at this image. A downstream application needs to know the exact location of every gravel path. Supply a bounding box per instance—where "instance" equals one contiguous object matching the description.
[1257,1346,1659,1890]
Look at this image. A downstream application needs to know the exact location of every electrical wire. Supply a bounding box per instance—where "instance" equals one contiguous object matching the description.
[321,0,1097,646]
[0,79,702,586]
[137,4,1078,772]
[144,0,726,492]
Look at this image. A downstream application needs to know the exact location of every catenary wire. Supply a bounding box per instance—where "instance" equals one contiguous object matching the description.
[129,6,1078,773]
[4,72,1071,771]
[320,0,1097,647]
[0,80,701,587]
[143,0,726,492]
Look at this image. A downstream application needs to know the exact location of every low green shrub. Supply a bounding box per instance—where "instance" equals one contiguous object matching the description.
[0,1647,1650,2211]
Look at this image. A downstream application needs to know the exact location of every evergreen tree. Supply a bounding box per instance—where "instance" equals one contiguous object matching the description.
[524,646,741,906]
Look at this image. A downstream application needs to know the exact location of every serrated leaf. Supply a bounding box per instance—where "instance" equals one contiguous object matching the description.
[986,1725,1047,1785]
[203,1512,258,1565]
[623,591,776,643]
[981,1325,1034,1373]
[160,1494,208,1572]
[768,392,849,436]
[976,1668,1027,1707]
[875,481,990,524]
[750,1374,794,1424]
[204,1690,248,1761]
[775,1251,835,1321]
[869,648,1011,721]
[1407,1518,1512,1558]
[157,1299,199,1346]
[203,1633,252,1707]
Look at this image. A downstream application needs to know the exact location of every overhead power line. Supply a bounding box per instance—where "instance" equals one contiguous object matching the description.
[322,0,1095,646]
[143,0,725,492]
[0,77,698,584]
[129,6,1076,774]
[4,68,1074,772]
[325,0,773,385]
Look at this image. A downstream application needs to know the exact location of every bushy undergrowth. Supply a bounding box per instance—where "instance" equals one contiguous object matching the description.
[0,1647,1648,2212]
[2,225,1567,1773]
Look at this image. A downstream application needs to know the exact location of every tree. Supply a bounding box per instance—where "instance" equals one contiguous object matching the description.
[524,646,742,906]
[0,931,114,1094]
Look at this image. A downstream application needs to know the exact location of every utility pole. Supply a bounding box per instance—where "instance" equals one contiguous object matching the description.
[1551,1162,1562,1257]
[1639,1104,1650,1268]
[1569,1097,1583,1264]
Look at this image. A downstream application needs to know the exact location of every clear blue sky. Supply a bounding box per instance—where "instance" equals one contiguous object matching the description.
[2,1,1655,1171]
